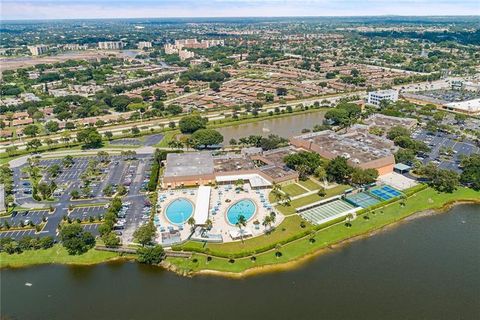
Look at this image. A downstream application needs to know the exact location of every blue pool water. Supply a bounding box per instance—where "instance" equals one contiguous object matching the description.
[226,199,256,225]
[165,198,194,224]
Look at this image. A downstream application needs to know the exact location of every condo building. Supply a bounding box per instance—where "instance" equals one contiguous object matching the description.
[98,41,124,50]
[367,89,399,106]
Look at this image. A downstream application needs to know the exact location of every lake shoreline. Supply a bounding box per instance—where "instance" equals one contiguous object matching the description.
[1,199,479,273]
[190,199,480,279]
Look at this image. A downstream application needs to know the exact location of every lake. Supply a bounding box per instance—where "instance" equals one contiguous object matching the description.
[217,110,326,144]
[1,204,479,320]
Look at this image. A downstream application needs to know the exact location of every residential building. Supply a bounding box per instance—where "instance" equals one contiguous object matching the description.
[137,41,152,49]
[27,45,48,56]
[367,89,399,106]
[98,41,124,50]
[178,49,195,61]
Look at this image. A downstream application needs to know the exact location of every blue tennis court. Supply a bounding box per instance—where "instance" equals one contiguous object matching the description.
[369,185,402,201]
[345,192,380,208]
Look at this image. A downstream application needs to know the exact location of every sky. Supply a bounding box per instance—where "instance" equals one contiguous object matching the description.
[1,0,479,20]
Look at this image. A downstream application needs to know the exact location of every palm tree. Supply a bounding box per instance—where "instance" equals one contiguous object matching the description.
[235,215,247,243]
[282,193,291,206]
[205,219,213,230]
[275,243,282,258]
[187,217,196,233]
[345,213,353,227]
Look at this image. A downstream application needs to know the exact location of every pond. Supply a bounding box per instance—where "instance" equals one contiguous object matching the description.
[217,110,326,144]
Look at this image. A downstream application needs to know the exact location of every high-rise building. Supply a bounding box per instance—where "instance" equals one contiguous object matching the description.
[137,41,152,49]
[27,45,49,56]
[98,41,124,50]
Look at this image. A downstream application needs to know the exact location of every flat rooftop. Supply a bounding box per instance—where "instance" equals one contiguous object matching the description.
[164,152,214,177]
[364,114,417,130]
[260,147,298,166]
[213,155,256,173]
[406,89,480,104]
[296,130,395,163]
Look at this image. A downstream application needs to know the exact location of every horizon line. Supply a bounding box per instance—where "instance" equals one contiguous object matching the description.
[2,14,479,22]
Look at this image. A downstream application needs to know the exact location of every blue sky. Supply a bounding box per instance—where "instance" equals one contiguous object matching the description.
[1,0,479,20]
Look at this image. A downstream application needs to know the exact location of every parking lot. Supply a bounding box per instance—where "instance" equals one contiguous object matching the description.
[69,206,106,221]
[412,129,480,173]
[82,223,100,236]
[0,228,37,240]
[8,153,154,243]
[0,210,50,227]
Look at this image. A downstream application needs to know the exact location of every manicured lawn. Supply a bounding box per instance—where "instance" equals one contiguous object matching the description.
[276,184,350,215]
[177,214,313,256]
[298,179,321,191]
[281,183,308,197]
[168,187,480,274]
[156,130,178,147]
[0,244,126,268]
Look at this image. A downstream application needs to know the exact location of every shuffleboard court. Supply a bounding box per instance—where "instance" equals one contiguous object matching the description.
[299,200,358,225]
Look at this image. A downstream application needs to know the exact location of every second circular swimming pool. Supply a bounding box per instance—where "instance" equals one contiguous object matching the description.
[226,199,256,225]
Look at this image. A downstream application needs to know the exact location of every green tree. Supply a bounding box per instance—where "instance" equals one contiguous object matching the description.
[460,155,480,190]
[133,222,156,246]
[190,129,223,148]
[77,127,103,148]
[23,124,39,137]
[45,121,60,133]
[235,215,247,243]
[326,156,353,184]
[153,89,167,100]
[136,245,165,264]
[111,95,131,112]
[102,232,120,248]
[59,223,95,255]
[178,115,207,134]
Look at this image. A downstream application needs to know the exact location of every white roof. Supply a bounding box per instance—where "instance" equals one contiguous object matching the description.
[193,186,211,225]
[216,174,272,188]
[445,98,480,113]
[229,228,253,240]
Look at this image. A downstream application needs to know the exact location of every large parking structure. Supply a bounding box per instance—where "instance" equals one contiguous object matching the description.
[298,199,359,225]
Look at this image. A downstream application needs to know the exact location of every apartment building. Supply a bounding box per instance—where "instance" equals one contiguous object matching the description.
[98,41,124,50]
[137,41,152,49]
[367,89,399,106]
[27,45,49,56]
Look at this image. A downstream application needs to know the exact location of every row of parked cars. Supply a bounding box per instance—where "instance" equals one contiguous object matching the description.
[112,201,131,235]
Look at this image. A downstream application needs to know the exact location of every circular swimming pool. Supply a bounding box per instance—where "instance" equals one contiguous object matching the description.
[165,198,194,225]
[226,199,256,225]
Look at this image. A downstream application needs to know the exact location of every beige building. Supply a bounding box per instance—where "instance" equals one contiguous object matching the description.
[162,151,298,189]
[98,41,124,50]
[290,130,397,176]
[137,41,152,49]
[28,45,48,56]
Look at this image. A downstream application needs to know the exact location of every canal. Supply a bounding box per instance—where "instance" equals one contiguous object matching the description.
[1,204,479,320]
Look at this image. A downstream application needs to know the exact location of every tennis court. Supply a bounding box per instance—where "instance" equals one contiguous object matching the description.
[369,185,402,201]
[299,200,358,225]
[345,192,380,208]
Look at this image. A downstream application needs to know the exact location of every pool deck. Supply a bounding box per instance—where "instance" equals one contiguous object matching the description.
[156,184,283,245]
